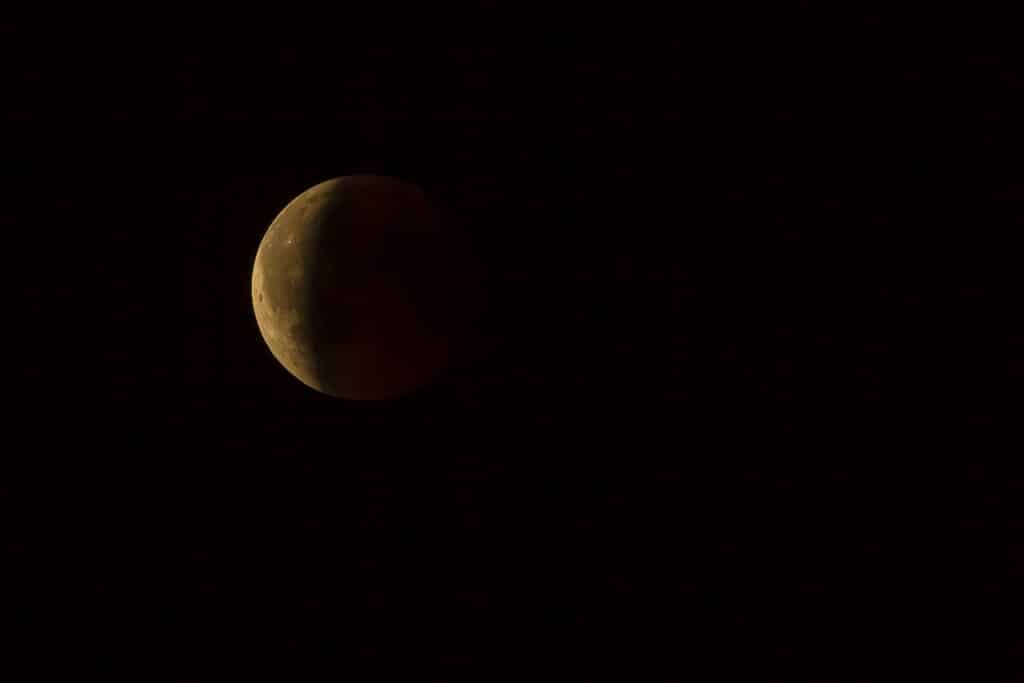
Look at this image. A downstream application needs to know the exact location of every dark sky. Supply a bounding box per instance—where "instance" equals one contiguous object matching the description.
[6,11,1023,682]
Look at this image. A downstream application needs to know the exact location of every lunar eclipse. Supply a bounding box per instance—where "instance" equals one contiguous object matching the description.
[251,175,474,400]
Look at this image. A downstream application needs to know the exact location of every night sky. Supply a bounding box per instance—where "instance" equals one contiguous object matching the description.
[7,11,1023,682]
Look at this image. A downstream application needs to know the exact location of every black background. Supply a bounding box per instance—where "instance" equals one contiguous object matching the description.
[5,9,1023,682]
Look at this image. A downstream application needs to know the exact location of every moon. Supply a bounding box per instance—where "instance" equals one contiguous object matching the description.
[252,175,475,400]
